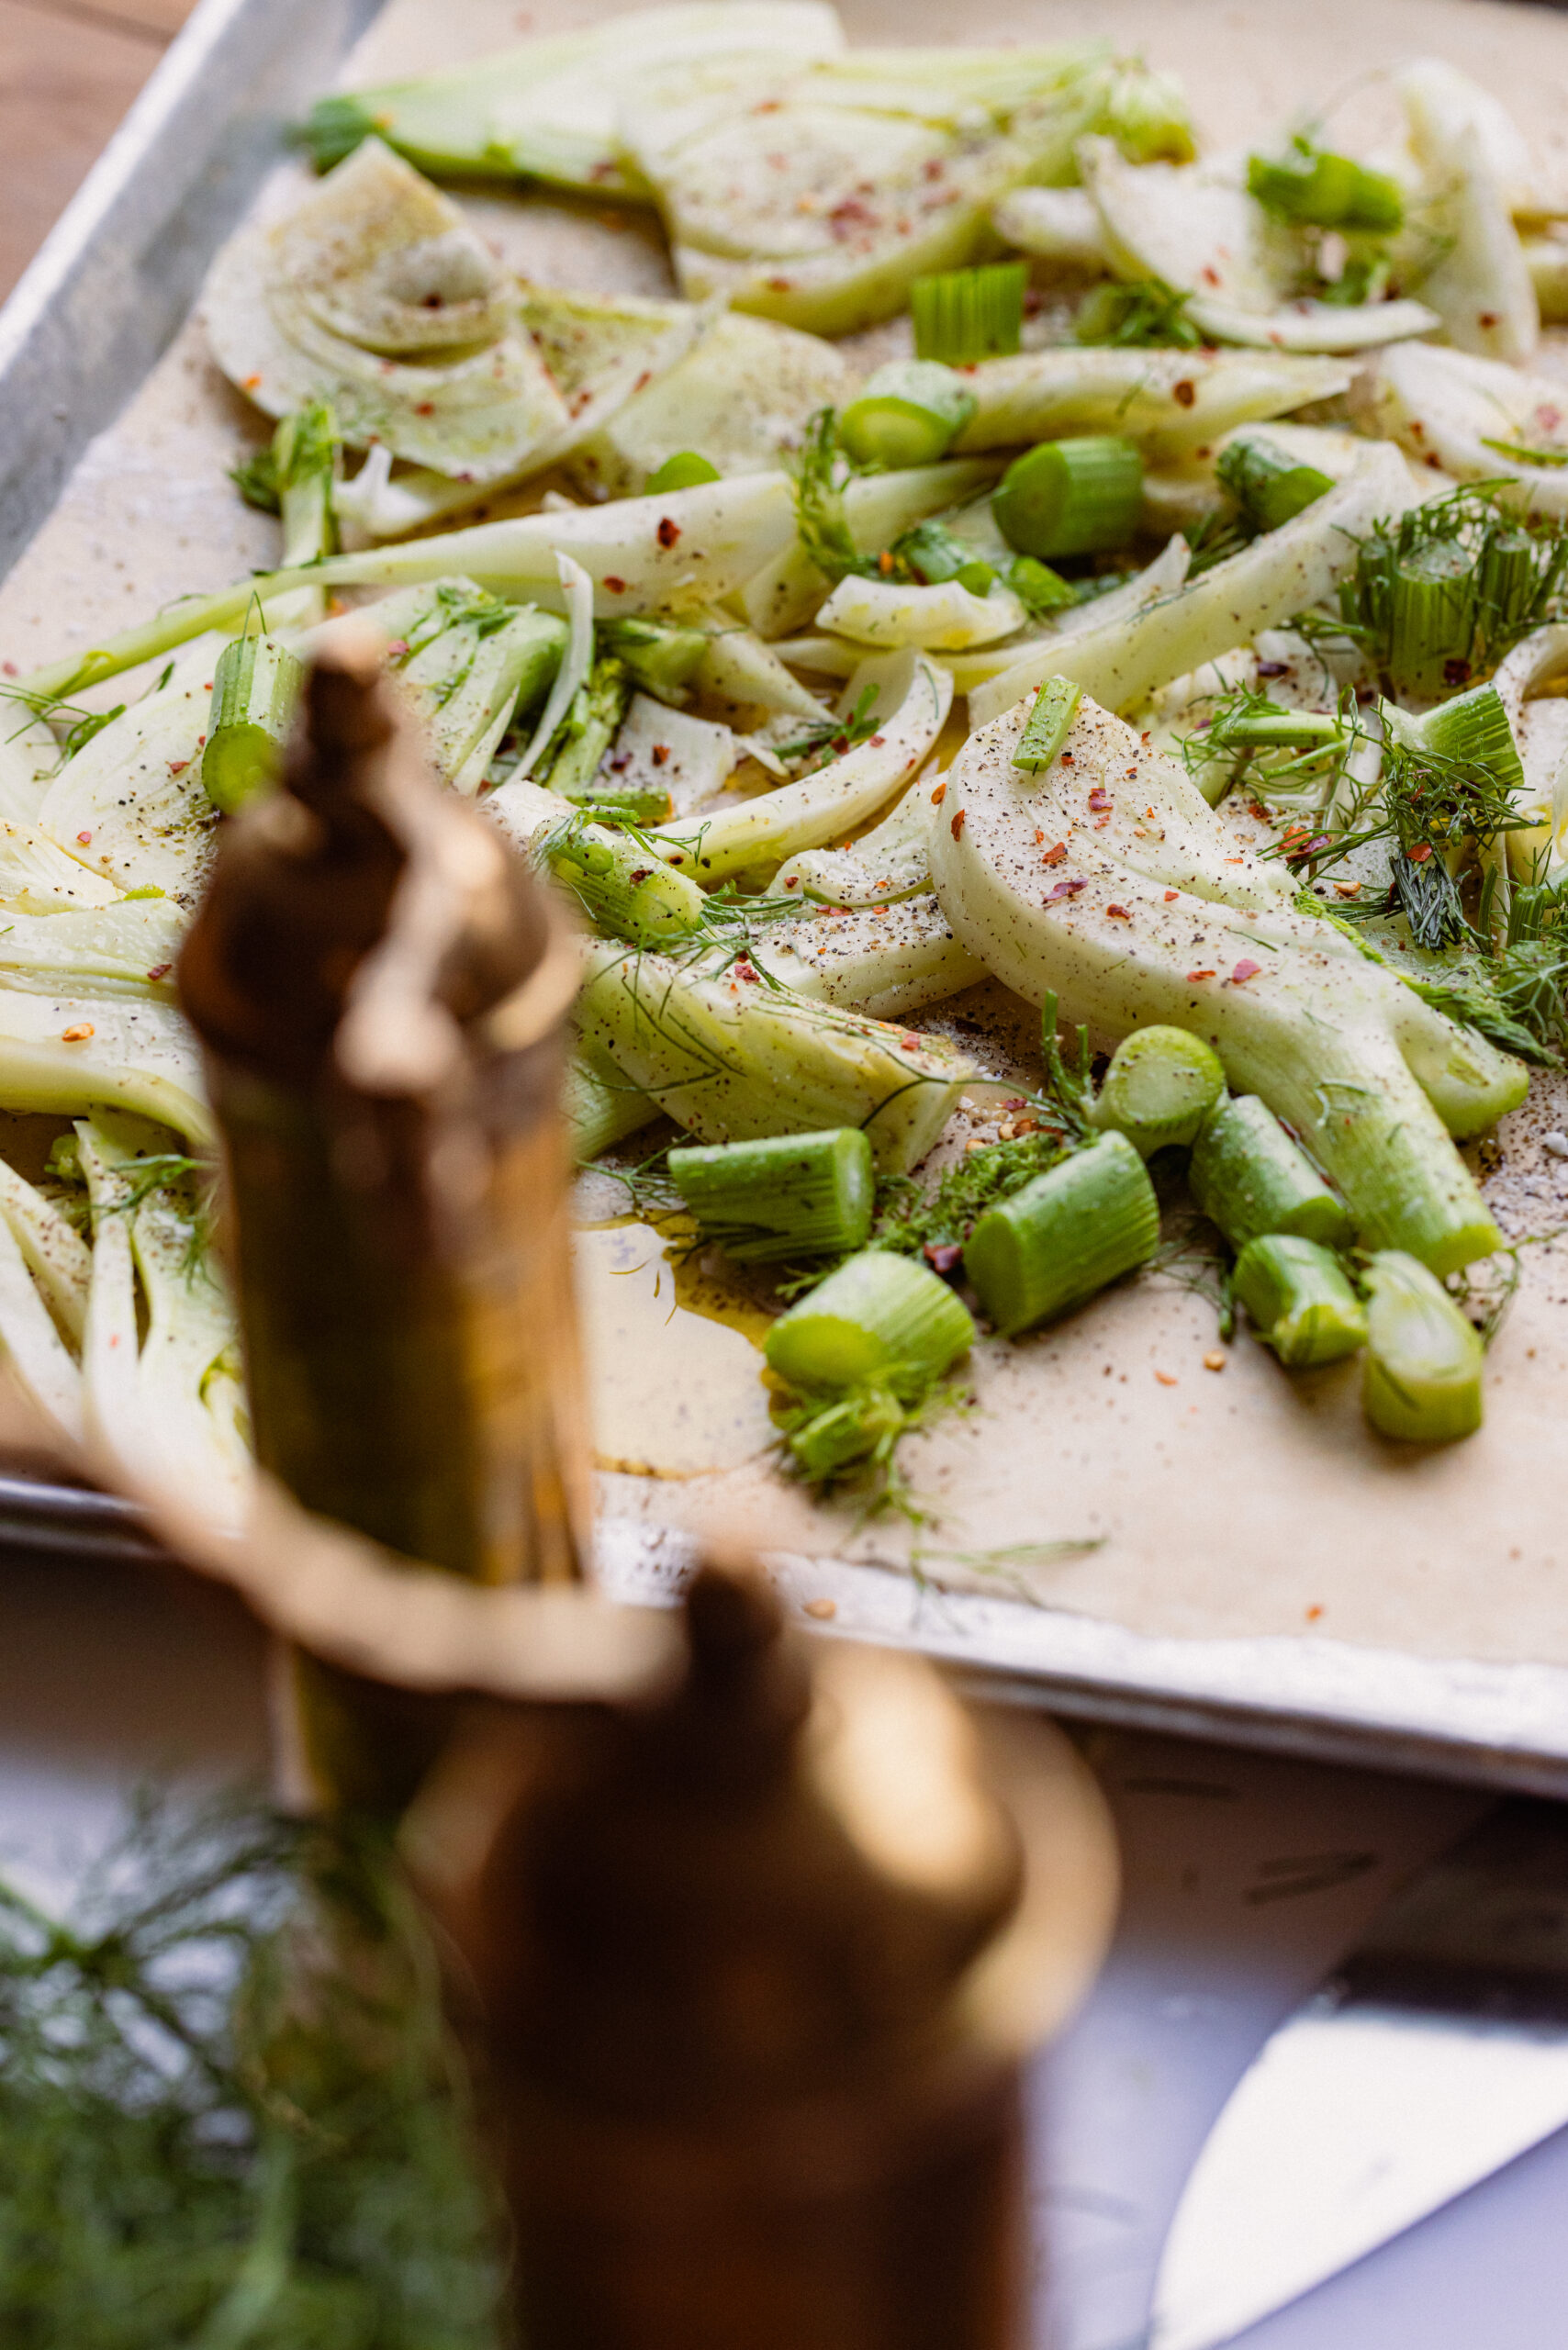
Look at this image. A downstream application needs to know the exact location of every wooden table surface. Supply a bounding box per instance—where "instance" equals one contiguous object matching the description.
[0,0,200,302]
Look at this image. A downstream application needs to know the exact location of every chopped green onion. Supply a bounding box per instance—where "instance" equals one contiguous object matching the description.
[1361,1249,1484,1442]
[1247,140,1404,234]
[911,263,1027,366]
[644,451,721,494]
[597,616,707,706]
[1189,1095,1354,1250]
[1093,1026,1226,1156]
[201,632,303,815]
[765,1248,975,1393]
[535,655,631,798]
[1208,706,1343,753]
[839,360,979,468]
[1233,1234,1367,1367]
[1415,680,1526,799]
[1215,437,1335,535]
[892,518,994,595]
[1387,537,1476,701]
[669,1127,874,1263]
[991,435,1143,560]
[784,1384,906,1481]
[1478,524,1550,636]
[963,1130,1159,1337]
[1007,554,1078,615]
[543,816,705,946]
[1013,675,1083,774]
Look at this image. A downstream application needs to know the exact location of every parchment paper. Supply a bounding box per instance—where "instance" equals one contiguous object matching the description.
[5,0,1568,1672]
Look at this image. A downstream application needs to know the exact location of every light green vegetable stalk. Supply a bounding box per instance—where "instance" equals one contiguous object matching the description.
[1189,1093,1353,1248]
[575,937,970,1173]
[669,1127,874,1262]
[368,581,567,794]
[968,443,1414,724]
[1092,1024,1226,1153]
[767,1247,974,1388]
[1233,1233,1367,1368]
[930,686,1525,1274]
[1361,1248,1486,1441]
[301,2,845,191]
[18,474,798,706]
[231,399,341,568]
[963,1129,1159,1335]
[953,347,1354,469]
[566,1036,661,1160]
[77,1113,249,1528]
[840,361,978,469]
[534,657,633,800]
[201,632,303,815]
[653,650,950,883]
[541,808,708,946]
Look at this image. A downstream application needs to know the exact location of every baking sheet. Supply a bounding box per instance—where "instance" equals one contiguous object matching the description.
[6,0,1568,1786]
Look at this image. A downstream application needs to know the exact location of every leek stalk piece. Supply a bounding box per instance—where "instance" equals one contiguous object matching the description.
[669,1127,874,1262]
[575,938,970,1175]
[991,436,1144,560]
[963,1130,1159,1336]
[201,633,305,815]
[840,362,978,469]
[1233,1234,1367,1368]
[1215,435,1334,534]
[911,265,1027,365]
[1361,1249,1485,1442]
[1189,1095,1353,1250]
[765,1248,974,1391]
[1092,1025,1226,1154]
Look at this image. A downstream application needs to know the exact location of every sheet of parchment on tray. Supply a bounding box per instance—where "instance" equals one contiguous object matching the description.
[6,0,1568,1672]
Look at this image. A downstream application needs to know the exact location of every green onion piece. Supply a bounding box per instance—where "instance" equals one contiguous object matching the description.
[1215,437,1335,535]
[1387,538,1476,701]
[644,451,722,494]
[785,1385,905,1481]
[963,1130,1159,1337]
[669,1127,875,1264]
[911,263,1027,365]
[765,1248,976,1393]
[597,616,707,706]
[992,435,1144,560]
[1361,1249,1484,1442]
[1189,1095,1354,1250]
[1233,1234,1368,1368]
[571,781,673,824]
[536,655,632,798]
[1007,554,1078,615]
[1208,707,1343,752]
[1094,1026,1226,1156]
[891,518,993,597]
[543,817,705,946]
[1247,141,1405,234]
[1417,680,1527,798]
[1477,526,1543,641]
[1013,676,1083,775]
[201,633,303,815]
[839,360,979,468]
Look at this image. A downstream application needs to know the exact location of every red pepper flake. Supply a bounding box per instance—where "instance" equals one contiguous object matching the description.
[146,963,172,981]
[899,1035,922,1052]
[868,734,884,748]
[1048,878,1087,899]
[1041,840,1068,865]
[879,548,896,574]
[61,1024,95,1043]
[1173,377,1197,406]
[766,276,793,293]
[1163,889,1179,901]
[656,517,680,549]
[950,809,966,840]
[1305,1603,1325,1622]
[628,868,652,885]
[930,780,946,804]
[1059,751,1074,765]
[1,663,14,677]
[1408,842,1432,863]
[1186,968,1216,982]
[734,959,759,983]
[76,831,92,845]
[168,760,189,777]
[241,374,262,392]
[414,401,436,417]
[1479,311,1499,330]
[782,874,800,888]
[603,576,627,594]
[1154,1370,1179,1386]
[1105,903,1132,920]
[1231,958,1260,985]
[1087,787,1111,811]
[924,1240,962,1273]
[652,744,671,767]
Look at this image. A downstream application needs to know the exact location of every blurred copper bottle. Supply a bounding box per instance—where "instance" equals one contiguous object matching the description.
[411,1561,1118,2350]
[179,625,590,1807]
